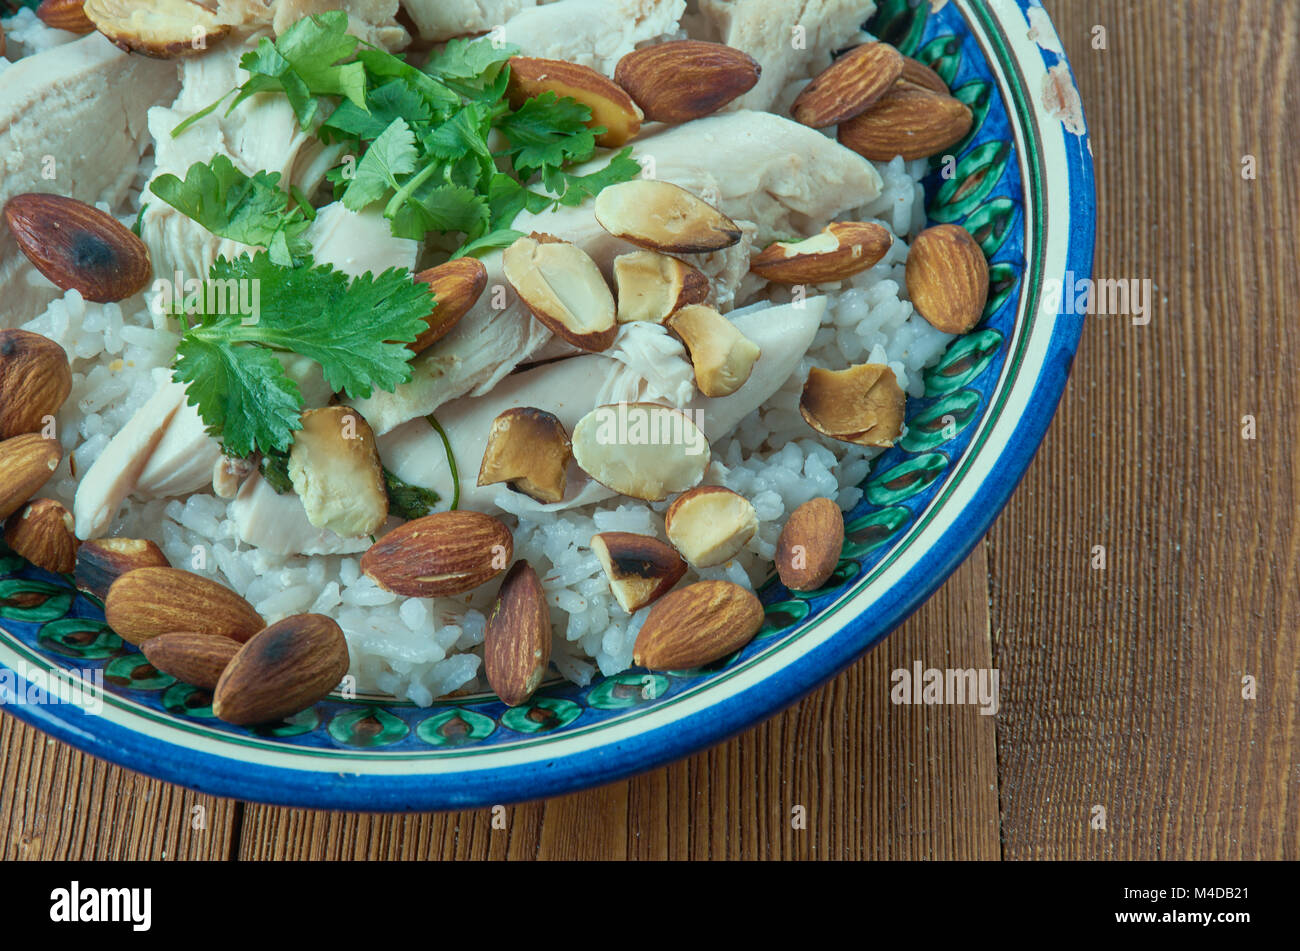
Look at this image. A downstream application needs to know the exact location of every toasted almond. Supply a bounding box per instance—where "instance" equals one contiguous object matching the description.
[633,580,764,670]
[477,407,572,504]
[900,56,949,94]
[571,402,709,502]
[140,631,240,691]
[74,537,169,602]
[750,221,892,285]
[613,251,709,324]
[212,456,254,500]
[792,42,904,128]
[361,510,513,597]
[84,0,229,58]
[664,486,758,568]
[776,497,845,592]
[410,257,487,353]
[615,40,761,123]
[508,56,643,148]
[838,82,972,161]
[104,567,264,646]
[4,498,78,574]
[0,330,73,440]
[800,363,905,448]
[4,194,151,303]
[665,304,760,398]
[484,561,551,706]
[503,235,617,352]
[0,433,62,522]
[287,407,388,538]
[594,180,742,254]
[906,224,989,334]
[37,0,95,33]
[213,614,349,725]
[590,532,687,613]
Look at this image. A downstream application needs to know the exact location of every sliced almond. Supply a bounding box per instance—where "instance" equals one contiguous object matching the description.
[411,257,488,354]
[664,486,758,568]
[477,407,573,504]
[140,631,240,691]
[905,224,989,334]
[4,498,78,574]
[900,56,949,94]
[633,580,764,670]
[665,304,760,398]
[613,251,709,324]
[508,56,643,148]
[361,510,513,598]
[838,81,972,161]
[212,456,254,500]
[792,42,904,128]
[74,537,169,602]
[571,403,710,502]
[800,364,905,448]
[749,221,893,285]
[615,41,761,123]
[213,614,350,725]
[776,497,845,592]
[594,180,742,255]
[591,532,687,613]
[104,567,264,646]
[84,0,229,58]
[37,0,96,34]
[287,407,388,538]
[0,433,63,522]
[0,329,73,440]
[503,235,617,352]
[484,560,551,707]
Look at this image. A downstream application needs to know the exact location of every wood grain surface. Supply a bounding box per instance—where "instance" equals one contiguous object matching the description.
[1,0,1296,860]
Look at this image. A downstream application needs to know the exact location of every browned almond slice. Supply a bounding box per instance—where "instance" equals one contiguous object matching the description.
[594,180,742,254]
[791,42,904,128]
[361,510,514,597]
[633,580,764,670]
[800,364,905,448]
[615,40,761,123]
[0,433,63,522]
[4,194,151,303]
[750,221,893,285]
[140,631,240,691]
[906,224,989,334]
[477,407,572,504]
[665,304,760,398]
[0,330,72,440]
[484,561,551,706]
[508,56,643,148]
[213,614,349,725]
[900,56,949,94]
[4,498,78,574]
[613,251,709,324]
[37,0,96,33]
[664,485,757,568]
[776,497,845,592]
[590,532,686,613]
[503,235,617,352]
[74,537,169,602]
[410,257,488,353]
[287,407,388,538]
[571,403,709,502]
[84,0,229,58]
[104,567,264,646]
[838,82,972,161]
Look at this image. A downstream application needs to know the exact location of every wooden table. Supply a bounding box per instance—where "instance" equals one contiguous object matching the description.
[3,0,1297,860]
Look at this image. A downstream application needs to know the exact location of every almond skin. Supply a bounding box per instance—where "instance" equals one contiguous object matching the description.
[484,561,551,706]
[361,510,514,597]
[838,82,972,161]
[776,498,845,592]
[0,433,63,522]
[410,257,487,353]
[140,631,240,691]
[633,580,764,670]
[508,56,642,148]
[4,194,152,303]
[4,498,78,574]
[792,41,904,128]
[615,41,761,123]
[104,567,264,646]
[74,537,169,602]
[37,0,95,33]
[0,330,73,440]
[750,221,893,285]
[906,224,989,334]
[212,614,350,725]
[900,56,949,94]
[591,532,687,613]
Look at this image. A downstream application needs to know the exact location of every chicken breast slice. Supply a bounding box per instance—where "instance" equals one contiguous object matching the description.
[229,474,382,557]
[402,0,540,41]
[503,0,686,74]
[303,203,420,278]
[216,0,410,48]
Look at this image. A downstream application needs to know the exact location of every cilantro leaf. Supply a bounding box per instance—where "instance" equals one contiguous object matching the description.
[260,448,294,494]
[389,181,489,242]
[454,229,526,259]
[357,48,461,114]
[384,468,440,520]
[424,37,518,98]
[321,79,434,144]
[529,147,642,210]
[497,93,597,177]
[343,117,419,210]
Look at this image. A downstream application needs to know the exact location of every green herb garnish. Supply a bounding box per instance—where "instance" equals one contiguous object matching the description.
[426,414,459,511]
[384,468,440,519]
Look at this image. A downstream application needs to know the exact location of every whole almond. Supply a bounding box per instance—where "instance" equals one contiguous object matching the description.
[4,194,152,303]
[0,330,72,440]
[213,614,350,725]
[0,433,63,521]
[900,56,949,94]
[484,561,551,706]
[5,498,78,574]
[74,537,169,601]
[508,57,643,147]
[410,257,488,353]
[792,42,904,128]
[906,224,989,334]
[104,567,264,646]
[633,580,764,670]
[750,221,893,285]
[776,498,845,592]
[141,631,240,690]
[361,510,514,597]
[615,40,761,123]
[838,82,972,161]
[37,0,95,33]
